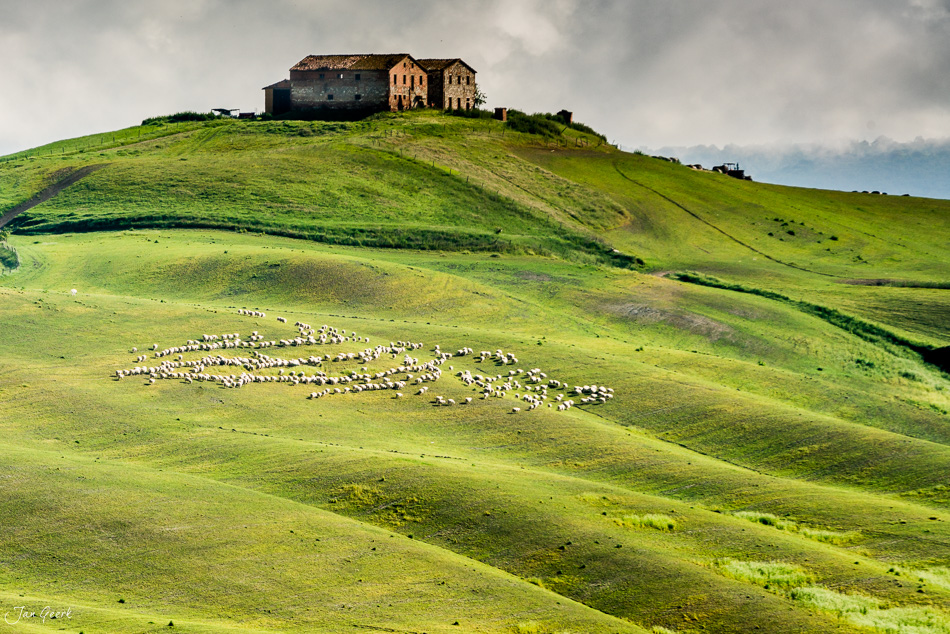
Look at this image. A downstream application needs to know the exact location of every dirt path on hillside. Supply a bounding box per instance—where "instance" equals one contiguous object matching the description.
[0,163,110,229]
[612,162,842,279]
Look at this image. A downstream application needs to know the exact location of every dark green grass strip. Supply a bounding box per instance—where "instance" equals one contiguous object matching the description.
[672,271,950,373]
[9,213,643,269]
[840,279,950,289]
[12,215,510,251]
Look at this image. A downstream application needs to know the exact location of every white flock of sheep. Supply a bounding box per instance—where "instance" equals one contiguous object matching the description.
[114,310,615,414]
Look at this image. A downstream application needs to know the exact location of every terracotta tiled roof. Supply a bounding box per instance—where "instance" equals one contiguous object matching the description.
[262,79,292,90]
[291,54,415,72]
[417,58,477,74]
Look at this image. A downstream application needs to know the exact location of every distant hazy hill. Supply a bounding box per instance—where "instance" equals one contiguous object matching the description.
[645,137,950,200]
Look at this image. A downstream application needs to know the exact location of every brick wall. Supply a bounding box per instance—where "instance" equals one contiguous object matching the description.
[386,59,428,110]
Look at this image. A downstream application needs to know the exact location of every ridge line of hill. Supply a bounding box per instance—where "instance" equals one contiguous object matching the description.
[93,444,650,629]
[612,161,842,278]
[10,438,643,630]
[209,415,950,540]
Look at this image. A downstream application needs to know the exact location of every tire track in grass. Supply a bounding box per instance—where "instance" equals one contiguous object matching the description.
[612,162,842,278]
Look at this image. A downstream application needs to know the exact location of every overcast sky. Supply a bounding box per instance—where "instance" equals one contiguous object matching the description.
[2,0,949,156]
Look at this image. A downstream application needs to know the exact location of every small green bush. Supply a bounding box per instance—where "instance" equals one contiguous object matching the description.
[565,120,607,141]
[616,513,677,531]
[446,108,493,120]
[337,483,382,506]
[789,586,878,614]
[715,559,813,589]
[785,585,950,632]
[732,511,858,545]
[733,511,794,530]
[142,111,221,125]
[505,110,564,138]
[502,110,608,141]
[797,527,859,546]
[0,242,19,270]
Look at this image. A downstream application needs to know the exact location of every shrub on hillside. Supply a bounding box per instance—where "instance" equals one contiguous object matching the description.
[0,230,17,269]
[715,559,813,590]
[505,110,564,138]
[446,108,493,119]
[539,113,608,141]
[0,244,17,270]
[504,110,608,141]
[616,513,677,531]
[142,111,221,125]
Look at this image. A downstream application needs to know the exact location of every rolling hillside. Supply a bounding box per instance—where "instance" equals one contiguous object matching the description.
[0,110,948,633]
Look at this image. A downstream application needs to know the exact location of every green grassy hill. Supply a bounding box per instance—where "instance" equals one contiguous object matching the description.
[0,110,948,633]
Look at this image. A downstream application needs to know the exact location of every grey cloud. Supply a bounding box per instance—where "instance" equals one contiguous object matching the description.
[2,0,949,155]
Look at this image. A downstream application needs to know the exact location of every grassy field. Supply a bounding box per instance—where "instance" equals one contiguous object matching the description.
[0,110,948,633]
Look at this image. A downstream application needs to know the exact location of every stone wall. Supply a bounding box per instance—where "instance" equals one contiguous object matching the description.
[386,59,428,110]
[442,63,477,110]
[427,62,477,110]
[289,69,391,110]
[286,59,428,112]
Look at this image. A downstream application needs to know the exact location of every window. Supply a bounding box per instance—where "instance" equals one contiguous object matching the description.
[355,94,362,101]
[393,74,397,85]
[328,94,334,100]
[467,76,471,85]
[411,75,415,88]
[337,73,344,79]
[355,73,361,80]
[403,75,406,85]
[420,75,424,85]
[319,73,325,79]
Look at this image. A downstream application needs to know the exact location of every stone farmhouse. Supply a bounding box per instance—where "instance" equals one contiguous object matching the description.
[416,59,477,111]
[263,53,477,116]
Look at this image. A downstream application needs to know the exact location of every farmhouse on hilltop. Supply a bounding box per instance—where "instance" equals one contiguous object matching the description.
[263,53,477,115]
